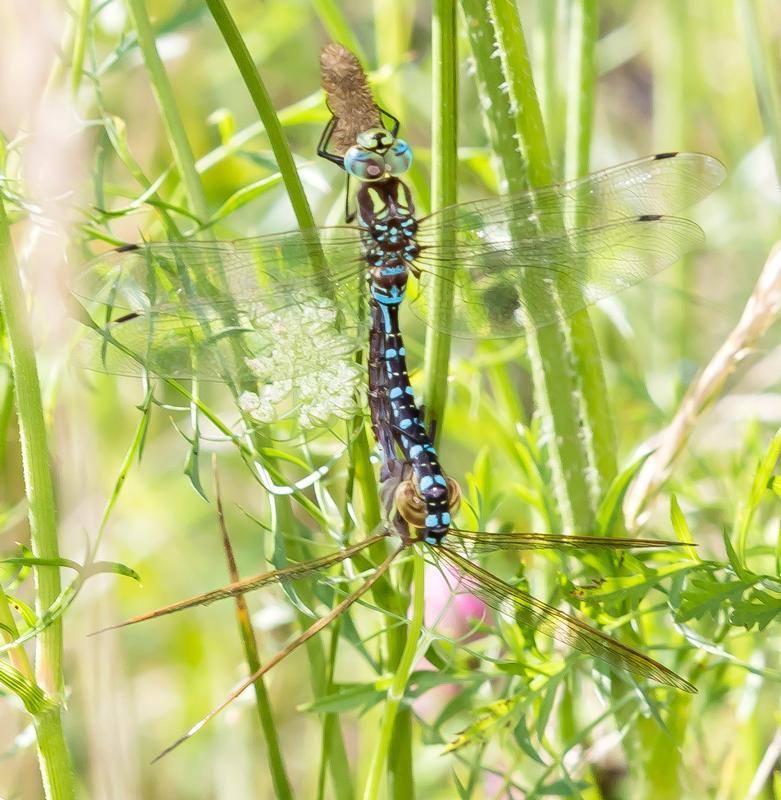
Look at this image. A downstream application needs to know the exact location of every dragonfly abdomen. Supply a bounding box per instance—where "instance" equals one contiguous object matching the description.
[367,298,454,544]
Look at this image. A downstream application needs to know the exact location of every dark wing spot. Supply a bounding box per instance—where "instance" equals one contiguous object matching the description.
[115,243,141,253]
[637,214,662,222]
[114,312,141,324]
[653,152,678,160]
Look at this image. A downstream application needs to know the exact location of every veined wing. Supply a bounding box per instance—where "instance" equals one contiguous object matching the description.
[411,215,705,338]
[433,544,695,692]
[75,227,370,430]
[411,152,725,338]
[74,226,365,317]
[445,529,687,556]
[418,152,725,236]
[94,532,388,633]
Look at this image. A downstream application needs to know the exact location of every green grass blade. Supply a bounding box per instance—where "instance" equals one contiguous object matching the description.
[0,188,75,799]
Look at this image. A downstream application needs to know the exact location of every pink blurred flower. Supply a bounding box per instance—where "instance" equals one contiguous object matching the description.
[412,564,489,722]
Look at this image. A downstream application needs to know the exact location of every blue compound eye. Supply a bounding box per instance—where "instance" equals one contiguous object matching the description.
[344,146,385,181]
[386,139,413,176]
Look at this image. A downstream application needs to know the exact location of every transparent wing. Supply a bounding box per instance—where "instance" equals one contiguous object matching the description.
[419,152,725,238]
[74,227,370,431]
[95,533,387,633]
[73,226,365,317]
[412,153,725,338]
[433,544,695,692]
[445,529,685,556]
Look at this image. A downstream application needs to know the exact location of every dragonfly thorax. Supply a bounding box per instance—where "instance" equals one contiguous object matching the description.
[357,177,420,304]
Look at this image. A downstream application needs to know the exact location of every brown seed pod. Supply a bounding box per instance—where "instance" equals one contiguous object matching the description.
[320,43,381,156]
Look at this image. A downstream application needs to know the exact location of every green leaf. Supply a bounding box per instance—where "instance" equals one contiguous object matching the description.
[730,586,781,631]
[723,527,751,581]
[235,150,280,172]
[677,574,753,623]
[536,778,591,796]
[0,660,54,714]
[184,439,208,501]
[596,452,650,535]
[535,669,565,740]
[206,174,284,227]
[301,681,387,714]
[514,717,545,764]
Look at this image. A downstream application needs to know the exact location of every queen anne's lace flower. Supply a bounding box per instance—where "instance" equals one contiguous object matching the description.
[239,296,361,429]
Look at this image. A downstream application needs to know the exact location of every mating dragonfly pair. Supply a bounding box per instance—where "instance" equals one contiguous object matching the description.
[80,44,724,753]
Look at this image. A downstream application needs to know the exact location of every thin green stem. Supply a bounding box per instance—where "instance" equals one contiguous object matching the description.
[312,0,367,63]
[422,0,459,439]
[362,549,425,800]
[204,0,316,230]
[70,0,91,95]
[0,193,75,798]
[214,466,294,800]
[737,0,781,185]
[564,0,597,183]
[125,0,211,226]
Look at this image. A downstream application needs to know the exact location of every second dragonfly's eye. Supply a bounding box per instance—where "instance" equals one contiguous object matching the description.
[386,139,413,176]
[344,147,386,181]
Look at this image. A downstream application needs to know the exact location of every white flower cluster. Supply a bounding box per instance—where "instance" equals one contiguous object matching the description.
[238,296,362,430]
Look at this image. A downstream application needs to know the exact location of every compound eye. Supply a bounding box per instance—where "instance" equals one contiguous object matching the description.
[386,139,413,176]
[344,147,385,182]
[394,480,427,527]
[357,127,394,150]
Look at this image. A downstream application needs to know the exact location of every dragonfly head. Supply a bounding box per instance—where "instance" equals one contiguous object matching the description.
[394,475,462,543]
[344,128,413,182]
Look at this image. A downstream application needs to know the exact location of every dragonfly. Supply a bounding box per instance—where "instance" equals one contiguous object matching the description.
[79,43,717,755]
[74,41,725,464]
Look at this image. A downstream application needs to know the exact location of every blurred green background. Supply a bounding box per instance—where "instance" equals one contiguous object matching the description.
[2,1,781,799]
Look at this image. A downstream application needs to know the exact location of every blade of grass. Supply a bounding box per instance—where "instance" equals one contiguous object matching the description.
[0,192,75,798]
[204,0,316,231]
[212,460,293,800]
[737,0,781,184]
[124,0,211,228]
[422,0,459,436]
[562,0,619,503]
[362,548,425,800]
[479,0,610,528]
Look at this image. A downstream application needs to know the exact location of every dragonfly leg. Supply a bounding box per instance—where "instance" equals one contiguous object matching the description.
[316,115,345,167]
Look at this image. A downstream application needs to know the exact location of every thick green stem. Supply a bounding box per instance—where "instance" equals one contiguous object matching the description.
[0,193,75,798]
[564,0,597,183]
[362,550,425,800]
[563,0,618,498]
[204,0,316,231]
[482,0,610,528]
[422,0,459,438]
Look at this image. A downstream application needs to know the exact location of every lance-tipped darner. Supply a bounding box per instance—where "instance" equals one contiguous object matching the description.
[79,44,724,714]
